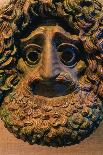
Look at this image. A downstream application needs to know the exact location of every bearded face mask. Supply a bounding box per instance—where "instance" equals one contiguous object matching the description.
[0,0,103,147]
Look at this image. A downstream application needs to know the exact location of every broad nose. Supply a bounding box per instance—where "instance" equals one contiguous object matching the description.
[39,32,61,80]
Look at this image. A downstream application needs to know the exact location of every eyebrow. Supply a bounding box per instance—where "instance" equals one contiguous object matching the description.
[20,26,80,48]
[20,28,44,46]
[53,32,80,46]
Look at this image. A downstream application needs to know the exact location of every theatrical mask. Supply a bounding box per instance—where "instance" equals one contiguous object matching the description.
[0,0,103,147]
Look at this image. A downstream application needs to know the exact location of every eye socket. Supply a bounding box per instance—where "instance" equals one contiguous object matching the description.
[26,50,40,65]
[58,43,79,67]
[24,44,41,65]
[61,50,74,63]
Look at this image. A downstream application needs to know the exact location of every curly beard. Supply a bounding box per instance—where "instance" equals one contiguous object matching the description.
[0,72,103,147]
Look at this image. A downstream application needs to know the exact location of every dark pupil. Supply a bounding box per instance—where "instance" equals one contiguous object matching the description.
[27,51,38,62]
[61,51,73,63]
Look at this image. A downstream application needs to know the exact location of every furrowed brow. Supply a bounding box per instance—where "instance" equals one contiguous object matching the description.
[20,29,44,47]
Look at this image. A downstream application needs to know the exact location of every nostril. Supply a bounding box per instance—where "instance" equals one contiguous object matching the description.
[40,68,61,81]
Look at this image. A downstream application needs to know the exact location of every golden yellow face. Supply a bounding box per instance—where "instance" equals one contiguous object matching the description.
[0,0,103,147]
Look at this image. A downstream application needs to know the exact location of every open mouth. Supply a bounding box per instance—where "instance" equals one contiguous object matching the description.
[28,79,78,98]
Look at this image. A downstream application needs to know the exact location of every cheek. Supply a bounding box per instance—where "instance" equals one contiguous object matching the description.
[17,58,39,76]
[17,58,29,74]
[59,60,87,81]
[75,60,87,77]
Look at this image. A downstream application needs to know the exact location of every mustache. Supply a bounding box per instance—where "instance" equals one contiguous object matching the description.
[56,72,78,87]
[28,72,80,93]
[25,72,94,98]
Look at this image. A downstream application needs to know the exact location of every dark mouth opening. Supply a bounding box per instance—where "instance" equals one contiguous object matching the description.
[28,79,77,98]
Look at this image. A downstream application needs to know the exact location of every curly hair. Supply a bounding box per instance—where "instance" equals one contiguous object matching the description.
[0,0,103,146]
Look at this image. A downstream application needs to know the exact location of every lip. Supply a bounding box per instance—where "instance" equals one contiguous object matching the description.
[28,79,78,98]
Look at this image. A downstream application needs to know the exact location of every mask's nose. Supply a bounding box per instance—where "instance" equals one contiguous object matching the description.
[39,31,61,81]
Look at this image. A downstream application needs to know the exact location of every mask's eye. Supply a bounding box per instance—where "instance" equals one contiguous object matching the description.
[26,50,40,65]
[24,44,41,65]
[58,43,79,67]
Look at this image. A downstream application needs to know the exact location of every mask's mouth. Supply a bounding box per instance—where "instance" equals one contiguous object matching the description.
[28,79,78,98]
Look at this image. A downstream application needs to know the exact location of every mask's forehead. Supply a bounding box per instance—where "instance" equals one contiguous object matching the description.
[18,17,76,40]
[21,24,66,41]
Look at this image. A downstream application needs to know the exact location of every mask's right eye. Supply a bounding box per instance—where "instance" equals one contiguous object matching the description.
[24,44,41,66]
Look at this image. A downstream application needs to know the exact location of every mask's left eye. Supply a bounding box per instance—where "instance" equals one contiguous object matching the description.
[58,43,79,67]
[24,44,41,65]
